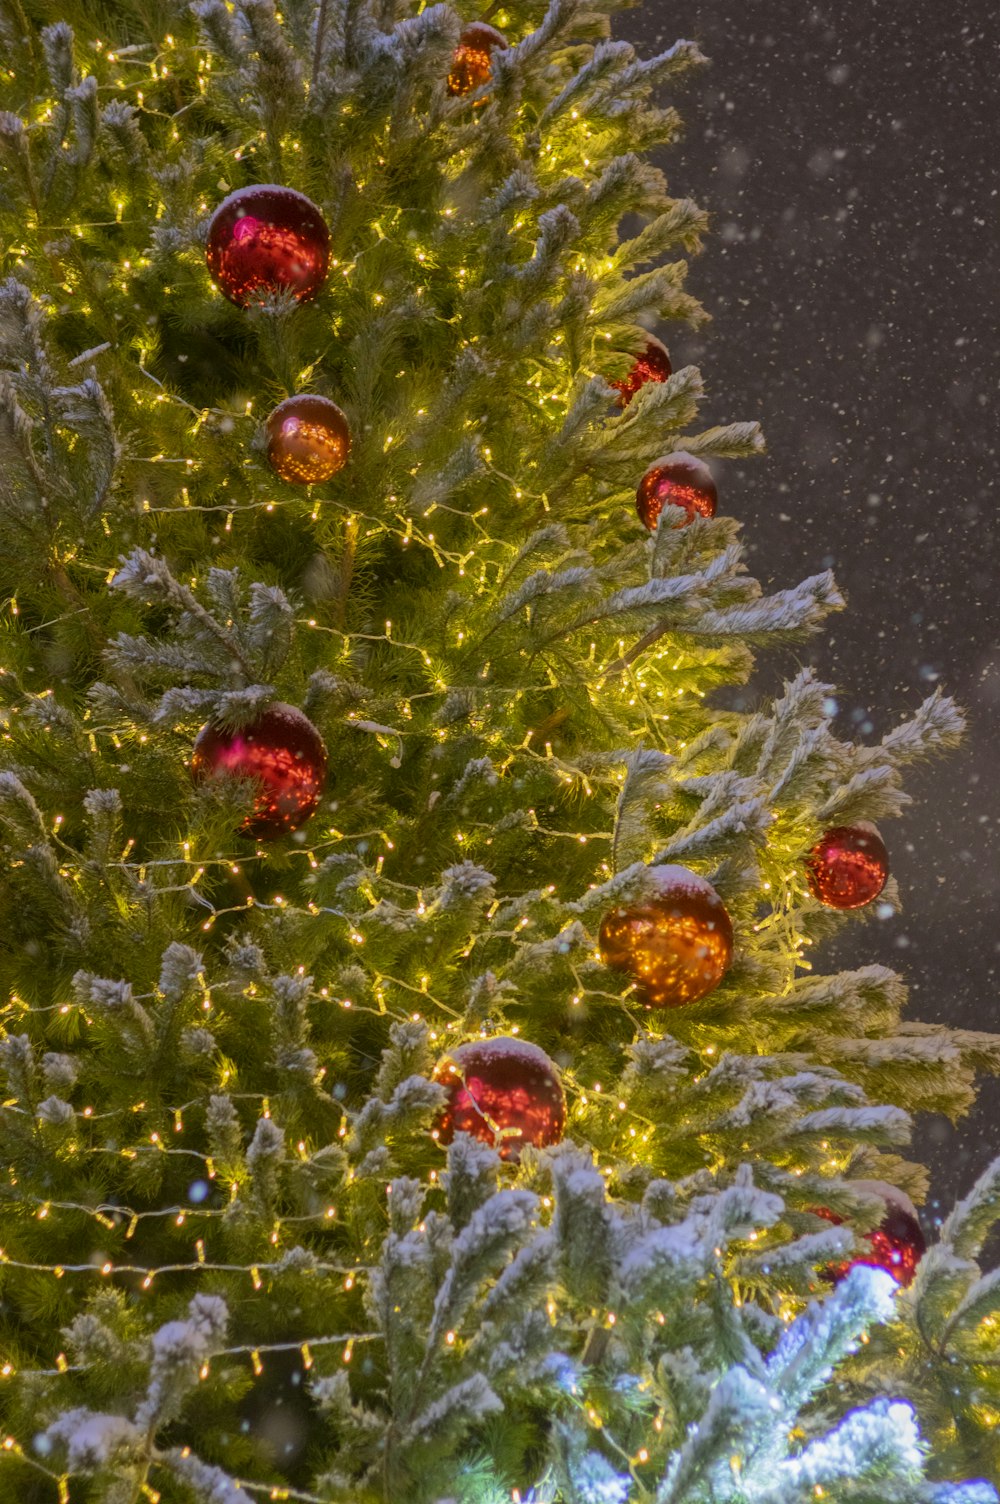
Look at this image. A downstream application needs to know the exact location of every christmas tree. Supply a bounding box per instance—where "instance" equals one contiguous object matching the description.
[1,0,1000,1500]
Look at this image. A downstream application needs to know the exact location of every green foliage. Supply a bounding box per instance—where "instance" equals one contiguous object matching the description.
[0,0,996,1498]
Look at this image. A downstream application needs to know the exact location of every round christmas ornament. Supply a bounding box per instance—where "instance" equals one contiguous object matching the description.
[191,703,328,839]
[611,337,672,407]
[598,864,733,1009]
[816,1180,926,1288]
[805,823,889,910]
[432,1037,565,1161]
[265,395,351,485]
[636,452,718,531]
[205,185,330,308]
[447,22,508,97]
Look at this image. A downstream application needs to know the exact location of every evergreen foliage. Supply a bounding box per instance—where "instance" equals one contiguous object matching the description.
[0,0,998,1498]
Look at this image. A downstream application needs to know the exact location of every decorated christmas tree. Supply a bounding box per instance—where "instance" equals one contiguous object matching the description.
[1,0,1000,1500]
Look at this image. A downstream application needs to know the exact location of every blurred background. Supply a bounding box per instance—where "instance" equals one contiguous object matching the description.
[621,0,1000,1217]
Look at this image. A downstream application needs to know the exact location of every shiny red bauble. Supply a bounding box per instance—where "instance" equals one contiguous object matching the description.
[447,22,507,96]
[598,864,733,1009]
[611,337,672,407]
[205,185,330,308]
[265,395,351,485]
[432,1038,565,1161]
[191,703,327,839]
[636,452,717,530]
[816,1180,926,1288]
[806,823,889,910]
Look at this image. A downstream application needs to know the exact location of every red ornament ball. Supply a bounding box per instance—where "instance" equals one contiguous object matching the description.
[611,337,672,407]
[191,703,327,839]
[817,1180,926,1288]
[598,864,733,1009]
[206,185,330,308]
[636,452,718,531]
[806,823,889,910]
[265,395,351,486]
[432,1037,565,1161]
[447,22,507,97]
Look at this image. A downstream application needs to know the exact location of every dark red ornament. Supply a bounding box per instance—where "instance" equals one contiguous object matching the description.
[611,337,672,407]
[265,395,351,485]
[447,22,507,97]
[205,185,330,308]
[432,1038,565,1161]
[598,864,733,1009]
[636,452,717,531]
[806,823,889,910]
[816,1180,926,1288]
[191,703,327,839]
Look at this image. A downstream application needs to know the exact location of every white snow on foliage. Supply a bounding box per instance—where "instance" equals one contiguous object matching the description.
[45,1408,141,1469]
[137,1293,229,1427]
[787,1398,922,1484]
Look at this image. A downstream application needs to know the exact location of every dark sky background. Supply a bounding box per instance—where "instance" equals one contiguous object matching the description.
[621,0,1000,1222]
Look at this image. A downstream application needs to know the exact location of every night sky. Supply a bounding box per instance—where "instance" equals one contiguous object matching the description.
[621,0,1000,1217]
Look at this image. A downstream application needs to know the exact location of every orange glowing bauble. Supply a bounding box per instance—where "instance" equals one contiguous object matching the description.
[191,703,327,839]
[816,1180,926,1288]
[432,1038,565,1161]
[205,185,330,308]
[805,823,889,909]
[598,864,733,1008]
[611,337,672,407]
[636,452,718,530]
[265,395,351,485]
[447,22,508,97]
